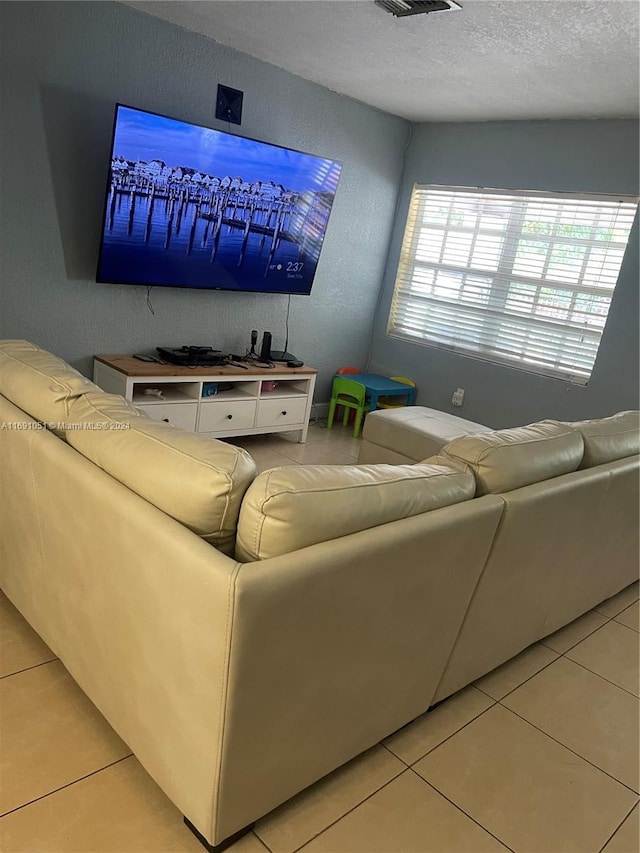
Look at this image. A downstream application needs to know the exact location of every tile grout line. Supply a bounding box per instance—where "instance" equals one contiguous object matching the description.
[385,593,639,771]
[251,830,273,852]
[0,754,134,819]
[412,697,499,767]
[594,598,639,622]
[541,597,639,663]
[382,697,498,769]
[275,435,361,462]
[559,654,639,701]
[475,595,639,706]
[274,766,406,853]
[0,656,59,681]
[282,668,636,853]
[604,618,640,636]
[496,702,639,796]
[592,589,639,623]
[607,597,639,631]
[473,650,561,704]
[597,799,639,853]
[599,602,639,620]
[611,617,639,633]
[252,600,639,850]
[554,614,639,680]
[408,769,517,853]
[540,611,617,656]
[380,740,405,762]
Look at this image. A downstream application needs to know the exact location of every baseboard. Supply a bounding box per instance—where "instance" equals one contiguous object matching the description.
[311,402,329,420]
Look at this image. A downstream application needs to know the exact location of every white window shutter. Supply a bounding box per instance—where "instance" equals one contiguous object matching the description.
[387,186,638,384]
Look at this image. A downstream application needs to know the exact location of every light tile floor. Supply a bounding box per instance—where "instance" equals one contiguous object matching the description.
[1,422,639,853]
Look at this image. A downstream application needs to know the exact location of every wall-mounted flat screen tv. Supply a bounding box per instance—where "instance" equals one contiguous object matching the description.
[96,104,342,295]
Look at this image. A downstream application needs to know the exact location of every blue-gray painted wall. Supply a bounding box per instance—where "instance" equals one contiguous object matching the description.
[1,4,637,423]
[369,121,639,426]
[0,1,407,400]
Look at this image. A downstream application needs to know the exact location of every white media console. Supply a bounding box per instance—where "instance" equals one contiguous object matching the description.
[93,355,317,443]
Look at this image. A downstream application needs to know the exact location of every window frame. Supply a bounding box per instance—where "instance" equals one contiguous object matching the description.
[386,184,638,385]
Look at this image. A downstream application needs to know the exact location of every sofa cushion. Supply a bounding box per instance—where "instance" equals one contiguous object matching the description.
[66,392,257,555]
[566,411,640,468]
[441,421,584,496]
[361,407,491,463]
[235,462,476,561]
[0,340,100,436]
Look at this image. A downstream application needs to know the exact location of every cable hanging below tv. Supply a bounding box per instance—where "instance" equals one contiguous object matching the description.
[95,104,343,296]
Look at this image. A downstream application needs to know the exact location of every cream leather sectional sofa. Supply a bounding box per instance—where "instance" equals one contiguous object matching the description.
[1,339,638,852]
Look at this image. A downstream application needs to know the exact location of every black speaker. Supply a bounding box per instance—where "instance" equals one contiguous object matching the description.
[260,331,272,361]
[215,84,243,125]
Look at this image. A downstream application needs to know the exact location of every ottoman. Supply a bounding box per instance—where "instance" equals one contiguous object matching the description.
[358,406,491,464]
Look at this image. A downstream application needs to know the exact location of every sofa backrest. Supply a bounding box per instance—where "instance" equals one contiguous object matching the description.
[435,412,640,701]
[235,462,476,561]
[0,340,100,436]
[66,392,256,555]
[222,492,505,840]
[433,446,640,703]
[440,420,584,496]
[0,339,257,556]
[567,411,640,468]
[433,411,639,702]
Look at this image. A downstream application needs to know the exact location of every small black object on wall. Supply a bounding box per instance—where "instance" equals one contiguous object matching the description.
[215,85,243,125]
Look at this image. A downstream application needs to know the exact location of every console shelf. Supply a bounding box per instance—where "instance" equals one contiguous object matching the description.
[204,386,258,401]
[93,355,317,443]
[131,384,200,405]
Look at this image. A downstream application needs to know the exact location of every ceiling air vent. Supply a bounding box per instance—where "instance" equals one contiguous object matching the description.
[375,0,462,17]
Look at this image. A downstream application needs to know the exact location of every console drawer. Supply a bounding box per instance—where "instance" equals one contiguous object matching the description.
[257,397,308,428]
[198,399,257,432]
[136,403,198,431]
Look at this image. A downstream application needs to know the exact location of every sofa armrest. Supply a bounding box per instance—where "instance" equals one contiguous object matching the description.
[0,395,237,844]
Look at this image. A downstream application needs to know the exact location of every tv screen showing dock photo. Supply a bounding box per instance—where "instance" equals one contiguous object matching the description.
[96,104,342,295]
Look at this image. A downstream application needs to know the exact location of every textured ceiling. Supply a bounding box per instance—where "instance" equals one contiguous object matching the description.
[123,0,639,122]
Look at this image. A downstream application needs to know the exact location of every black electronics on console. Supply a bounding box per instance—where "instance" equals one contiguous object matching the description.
[156,346,226,367]
[133,353,164,363]
[260,332,273,362]
[257,330,299,363]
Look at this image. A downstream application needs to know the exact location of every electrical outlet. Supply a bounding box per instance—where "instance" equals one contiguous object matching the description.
[452,387,465,407]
